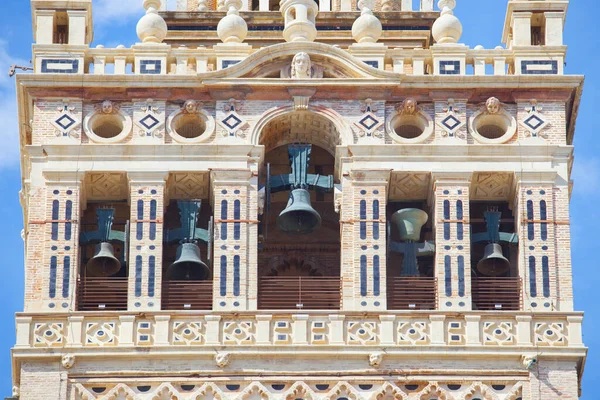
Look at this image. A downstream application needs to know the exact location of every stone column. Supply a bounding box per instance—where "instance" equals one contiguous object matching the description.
[341,170,390,312]
[67,10,87,45]
[511,12,532,46]
[27,172,83,312]
[515,172,566,311]
[432,172,472,311]
[35,10,55,45]
[127,172,168,311]
[211,170,257,311]
[544,12,564,46]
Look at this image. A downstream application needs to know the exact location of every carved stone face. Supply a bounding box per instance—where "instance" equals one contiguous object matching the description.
[101,100,113,114]
[486,97,500,114]
[369,352,383,367]
[62,354,75,369]
[184,100,198,114]
[215,352,231,368]
[292,52,311,78]
[402,98,417,115]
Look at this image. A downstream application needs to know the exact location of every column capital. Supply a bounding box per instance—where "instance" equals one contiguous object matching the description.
[349,169,391,185]
[514,171,557,186]
[431,172,472,186]
[43,171,84,185]
[127,171,169,185]
[210,169,253,185]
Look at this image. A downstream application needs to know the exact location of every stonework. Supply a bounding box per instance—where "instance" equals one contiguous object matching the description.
[11,0,586,399]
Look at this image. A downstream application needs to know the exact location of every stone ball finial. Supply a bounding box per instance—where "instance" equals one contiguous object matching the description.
[136,0,168,44]
[217,0,248,44]
[432,0,462,44]
[352,0,382,44]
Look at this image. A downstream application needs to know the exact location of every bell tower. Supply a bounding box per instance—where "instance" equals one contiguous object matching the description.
[8,0,586,398]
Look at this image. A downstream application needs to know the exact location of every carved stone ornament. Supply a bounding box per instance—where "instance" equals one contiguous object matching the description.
[12,386,19,398]
[51,101,81,139]
[521,354,537,370]
[468,96,517,144]
[182,100,200,114]
[437,98,466,139]
[354,99,384,139]
[215,352,231,368]
[369,352,384,368]
[62,354,75,369]
[98,100,120,115]
[217,98,249,139]
[135,98,164,138]
[399,98,418,115]
[166,100,216,143]
[83,100,133,144]
[291,52,312,79]
[485,96,501,115]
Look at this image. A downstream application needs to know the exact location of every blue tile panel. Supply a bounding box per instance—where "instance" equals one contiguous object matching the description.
[220,255,227,296]
[542,256,550,298]
[540,200,548,241]
[440,60,461,75]
[220,200,228,240]
[64,200,72,241]
[456,200,463,241]
[62,256,70,298]
[527,200,534,240]
[149,200,157,241]
[41,59,79,73]
[135,256,143,297]
[140,60,162,75]
[457,255,465,297]
[360,255,367,296]
[373,255,380,296]
[222,60,240,69]
[372,200,379,240]
[233,255,240,296]
[359,200,367,240]
[148,256,156,297]
[529,256,537,297]
[49,256,58,299]
[234,200,241,240]
[51,200,59,240]
[137,200,144,240]
[443,200,450,240]
[521,60,558,75]
[444,256,452,296]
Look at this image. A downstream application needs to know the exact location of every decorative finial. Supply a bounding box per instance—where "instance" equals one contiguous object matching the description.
[352,0,382,44]
[432,0,462,44]
[217,0,248,44]
[280,0,319,42]
[136,0,168,44]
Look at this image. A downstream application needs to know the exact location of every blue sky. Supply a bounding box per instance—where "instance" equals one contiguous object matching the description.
[0,0,597,396]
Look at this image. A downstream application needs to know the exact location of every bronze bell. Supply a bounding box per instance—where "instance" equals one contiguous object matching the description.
[477,243,511,276]
[277,188,322,235]
[168,242,210,280]
[86,242,121,277]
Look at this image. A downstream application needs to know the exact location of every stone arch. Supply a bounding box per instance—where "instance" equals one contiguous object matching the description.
[250,105,353,156]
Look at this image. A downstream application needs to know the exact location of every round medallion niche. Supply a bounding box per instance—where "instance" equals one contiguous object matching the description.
[468,97,517,144]
[386,98,434,144]
[83,101,133,143]
[167,100,215,143]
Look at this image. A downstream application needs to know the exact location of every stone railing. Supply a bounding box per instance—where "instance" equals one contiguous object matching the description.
[32,42,566,76]
[163,0,435,12]
[16,311,583,349]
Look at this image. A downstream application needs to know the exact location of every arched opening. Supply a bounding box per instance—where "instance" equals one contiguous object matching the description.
[257,111,341,310]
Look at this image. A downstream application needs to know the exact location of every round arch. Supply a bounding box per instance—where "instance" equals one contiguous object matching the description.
[250,105,353,156]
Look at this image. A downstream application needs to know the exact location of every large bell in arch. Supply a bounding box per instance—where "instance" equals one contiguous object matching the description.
[167,242,210,280]
[86,242,121,277]
[277,188,322,235]
[477,243,511,277]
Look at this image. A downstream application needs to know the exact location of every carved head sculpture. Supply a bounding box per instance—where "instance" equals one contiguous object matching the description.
[61,354,75,369]
[291,52,312,79]
[215,352,231,368]
[369,352,384,368]
[485,97,501,114]
[183,100,199,114]
[11,386,19,397]
[101,100,114,114]
[400,98,418,115]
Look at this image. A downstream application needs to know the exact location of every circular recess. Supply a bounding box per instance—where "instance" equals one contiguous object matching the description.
[469,110,517,144]
[387,111,434,144]
[84,110,133,144]
[167,108,215,143]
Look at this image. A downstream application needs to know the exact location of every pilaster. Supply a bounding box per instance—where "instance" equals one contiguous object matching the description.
[210,169,257,312]
[514,172,563,312]
[342,170,390,312]
[127,171,168,312]
[29,172,83,312]
[432,172,472,311]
